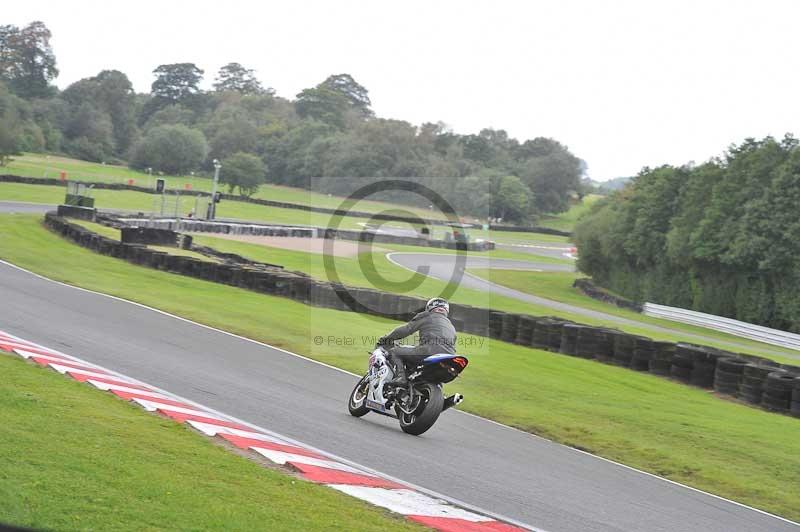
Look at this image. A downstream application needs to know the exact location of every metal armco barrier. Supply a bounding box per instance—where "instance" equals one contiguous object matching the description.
[643,303,800,352]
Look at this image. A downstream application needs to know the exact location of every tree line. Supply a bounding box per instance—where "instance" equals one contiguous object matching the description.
[574,135,800,332]
[0,20,587,222]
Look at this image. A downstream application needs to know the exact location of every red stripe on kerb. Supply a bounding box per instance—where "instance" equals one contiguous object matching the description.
[408,517,525,532]
[32,356,107,373]
[2,342,56,355]
[67,373,153,390]
[292,463,406,489]
[110,390,192,409]
[158,410,253,431]
[217,434,325,459]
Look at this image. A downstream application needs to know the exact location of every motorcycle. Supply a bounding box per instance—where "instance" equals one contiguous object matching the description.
[347,343,468,435]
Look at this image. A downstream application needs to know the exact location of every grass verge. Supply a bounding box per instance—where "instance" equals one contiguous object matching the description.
[0,352,421,531]
[0,214,799,520]
[4,152,446,219]
[536,194,602,232]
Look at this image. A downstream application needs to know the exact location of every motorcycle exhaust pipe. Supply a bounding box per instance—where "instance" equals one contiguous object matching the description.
[443,393,464,411]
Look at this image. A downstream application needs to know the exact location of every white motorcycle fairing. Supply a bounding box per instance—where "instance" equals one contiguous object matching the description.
[364,346,396,416]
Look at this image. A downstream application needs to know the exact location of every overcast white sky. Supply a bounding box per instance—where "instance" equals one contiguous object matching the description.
[6,0,800,180]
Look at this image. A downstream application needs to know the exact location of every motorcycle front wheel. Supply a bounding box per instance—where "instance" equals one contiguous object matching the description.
[395,383,444,435]
[348,375,370,417]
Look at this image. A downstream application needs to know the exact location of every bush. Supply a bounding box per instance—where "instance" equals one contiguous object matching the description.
[130,124,208,175]
[220,152,267,197]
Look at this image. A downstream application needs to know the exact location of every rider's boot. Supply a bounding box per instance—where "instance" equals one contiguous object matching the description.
[387,361,408,388]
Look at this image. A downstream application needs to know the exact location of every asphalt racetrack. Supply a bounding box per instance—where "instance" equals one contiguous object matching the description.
[1,261,797,532]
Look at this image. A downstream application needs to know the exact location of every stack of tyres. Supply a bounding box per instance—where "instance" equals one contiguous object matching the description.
[547,321,568,351]
[739,364,774,404]
[631,337,656,371]
[500,314,520,343]
[516,316,536,346]
[688,346,723,388]
[791,378,800,418]
[531,318,552,349]
[559,324,582,356]
[573,326,599,359]
[612,334,636,367]
[761,370,795,413]
[713,358,747,396]
[671,344,695,383]
[650,342,676,376]
[489,312,504,340]
[599,330,623,363]
[378,292,400,319]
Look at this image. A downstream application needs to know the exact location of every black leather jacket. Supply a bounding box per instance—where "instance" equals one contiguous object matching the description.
[382,310,457,355]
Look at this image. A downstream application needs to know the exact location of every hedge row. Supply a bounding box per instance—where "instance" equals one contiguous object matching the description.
[45,211,800,418]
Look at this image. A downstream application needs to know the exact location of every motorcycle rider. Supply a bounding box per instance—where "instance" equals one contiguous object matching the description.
[378,297,457,387]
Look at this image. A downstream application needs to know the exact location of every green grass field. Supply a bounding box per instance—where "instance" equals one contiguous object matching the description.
[536,194,603,232]
[2,153,579,243]
[1,214,798,520]
[3,152,447,218]
[0,352,422,532]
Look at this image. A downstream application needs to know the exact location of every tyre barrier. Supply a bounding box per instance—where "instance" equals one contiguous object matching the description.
[559,324,581,356]
[631,337,656,371]
[531,318,553,349]
[45,211,800,419]
[546,320,569,351]
[713,357,748,396]
[516,316,536,346]
[791,378,800,418]
[762,371,794,413]
[572,278,643,313]
[500,313,520,343]
[489,312,504,340]
[612,334,636,367]
[117,215,495,252]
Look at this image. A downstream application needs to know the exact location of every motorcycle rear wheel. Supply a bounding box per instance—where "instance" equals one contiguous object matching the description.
[348,375,370,417]
[396,383,444,435]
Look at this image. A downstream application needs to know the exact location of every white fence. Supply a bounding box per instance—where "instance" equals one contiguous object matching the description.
[643,303,800,352]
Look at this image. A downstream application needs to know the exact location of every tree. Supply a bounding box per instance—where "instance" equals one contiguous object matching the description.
[493,175,533,222]
[0,82,22,165]
[517,138,582,213]
[64,102,115,161]
[130,124,208,175]
[294,73,373,127]
[319,73,372,117]
[61,70,138,155]
[151,63,204,102]
[0,21,58,98]
[220,152,267,197]
[213,62,271,95]
[294,87,351,128]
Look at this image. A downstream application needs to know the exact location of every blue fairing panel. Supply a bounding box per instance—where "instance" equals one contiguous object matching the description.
[423,354,463,364]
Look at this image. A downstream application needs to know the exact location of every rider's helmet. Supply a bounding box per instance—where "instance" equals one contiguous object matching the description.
[425,297,449,315]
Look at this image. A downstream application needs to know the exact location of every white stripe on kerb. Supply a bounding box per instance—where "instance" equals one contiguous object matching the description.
[87,381,170,399]
[250,448,363,474]
[47,364,130,382]
[131,399,225,420]
[329,485,492,521]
